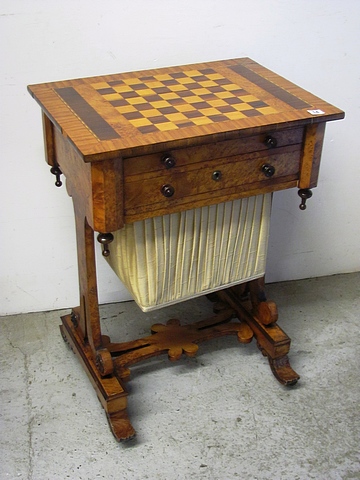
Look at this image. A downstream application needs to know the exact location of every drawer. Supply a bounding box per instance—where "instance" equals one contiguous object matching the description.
[123,127,304,178]
[124,142,302,220]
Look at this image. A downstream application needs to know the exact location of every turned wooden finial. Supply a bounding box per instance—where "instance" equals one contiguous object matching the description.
[298,189,313,210]
[50,165,62,187]
[97,232,114,257]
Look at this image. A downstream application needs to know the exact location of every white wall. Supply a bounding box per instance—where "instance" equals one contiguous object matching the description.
[1,0,359,315]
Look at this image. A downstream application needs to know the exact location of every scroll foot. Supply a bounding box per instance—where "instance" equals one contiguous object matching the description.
[267,355,300,386]
[107,410,136,442]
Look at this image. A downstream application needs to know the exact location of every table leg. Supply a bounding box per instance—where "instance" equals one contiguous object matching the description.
[218,280,300,386]
[60,312,135,441]
[60,208,136,440]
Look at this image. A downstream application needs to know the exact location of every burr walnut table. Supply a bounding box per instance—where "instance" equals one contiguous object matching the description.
[28,58,344,441]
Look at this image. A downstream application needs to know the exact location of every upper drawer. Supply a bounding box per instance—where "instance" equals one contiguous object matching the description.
[123,127,304,179]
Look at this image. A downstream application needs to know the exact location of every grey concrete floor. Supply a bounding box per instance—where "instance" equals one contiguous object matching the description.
[1,273,359,480]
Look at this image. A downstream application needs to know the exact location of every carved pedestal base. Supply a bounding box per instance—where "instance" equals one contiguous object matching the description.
[60,282,299,441]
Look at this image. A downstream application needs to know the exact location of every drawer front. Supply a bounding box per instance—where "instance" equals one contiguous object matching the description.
[124,140,302,221]
[124,127,304,177]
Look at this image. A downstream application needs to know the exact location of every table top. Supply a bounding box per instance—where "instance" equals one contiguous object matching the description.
[28,58,344,161]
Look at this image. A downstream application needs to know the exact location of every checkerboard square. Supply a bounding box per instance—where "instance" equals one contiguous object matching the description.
[138,124,158,134]
[136,103,155,111]
[199,68,216,75]
[123,111,143,120]
[217,105,237,114]
[110,99,128,107]
[183,110,202,119]
[165,112,188,122]
[153,87,172,94]
[113,85,134,94]
[249,100,268,108]
[115,105,137,114]
[127,97,149,106]
[122,91,140,99]
[157,122,178,131]
[243,109,263,117]
[170,72,188,79]
[97,87,116,95]
[131,117,153,127]
[148,115,168,124]
[227,97,245,105]
[130,83,148,90]
[158,106,178,115]
[141,109,163,118]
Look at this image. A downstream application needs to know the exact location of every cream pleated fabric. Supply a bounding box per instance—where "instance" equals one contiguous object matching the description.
[106,193,272,311]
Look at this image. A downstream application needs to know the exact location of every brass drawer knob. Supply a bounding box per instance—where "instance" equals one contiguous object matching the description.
[161,184,175,197]
[261,164,276,177]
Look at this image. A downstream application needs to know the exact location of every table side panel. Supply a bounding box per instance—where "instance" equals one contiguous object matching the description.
[91,158,124,232]
[299,122,326,189]
[42,112,56,167]
[53,126,124,232]
[53,126,93,222]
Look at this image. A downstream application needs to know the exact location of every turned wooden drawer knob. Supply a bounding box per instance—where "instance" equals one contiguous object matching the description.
[161,154,176,169]
[264,135,278,148]
[161,184,175,197]
[261,163,276,177]
[212,170,222,181]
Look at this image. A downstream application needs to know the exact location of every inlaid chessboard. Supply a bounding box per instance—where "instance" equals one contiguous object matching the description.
[28,58,344,160]
[91,68,278,134]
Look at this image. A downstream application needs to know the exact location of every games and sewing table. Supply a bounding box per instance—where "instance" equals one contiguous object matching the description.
[28,58,344,440]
